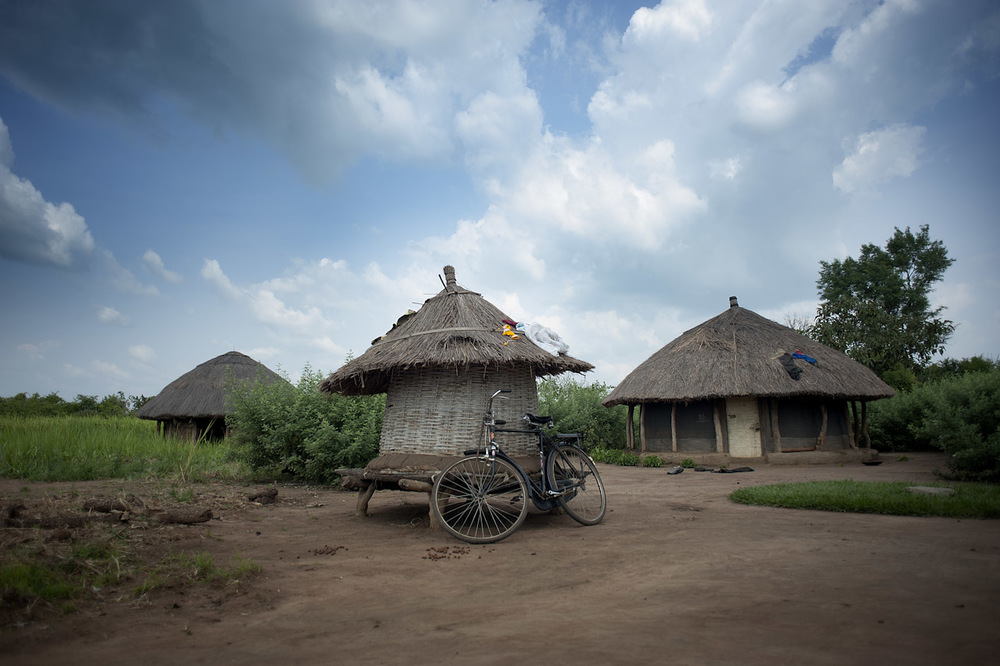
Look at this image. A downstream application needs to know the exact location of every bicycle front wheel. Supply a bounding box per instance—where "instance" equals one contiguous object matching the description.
[546,445,607,525]
[431,456,529,544]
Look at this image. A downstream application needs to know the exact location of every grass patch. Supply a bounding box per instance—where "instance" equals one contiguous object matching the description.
[1,526,133,613]
[730,480,1000,519]
[0,415,249,482]
[132,550,261,598]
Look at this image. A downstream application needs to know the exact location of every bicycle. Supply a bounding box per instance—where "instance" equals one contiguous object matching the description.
[430,388,607,543]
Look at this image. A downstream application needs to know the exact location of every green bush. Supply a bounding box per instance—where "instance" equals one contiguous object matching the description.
[536,377,632,449]
[589,447,641,466]
[641,455,664,468]
[868,367,1000,481]
[225,364,383,483]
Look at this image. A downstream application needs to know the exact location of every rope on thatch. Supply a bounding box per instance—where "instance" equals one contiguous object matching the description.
[372,327,494,345]
[321,266,593,396]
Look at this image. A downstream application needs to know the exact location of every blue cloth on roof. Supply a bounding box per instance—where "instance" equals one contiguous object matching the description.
[792,351,818,365]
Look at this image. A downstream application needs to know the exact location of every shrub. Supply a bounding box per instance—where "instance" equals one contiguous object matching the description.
[589,447,640,466]
[536,377,632,449]
[225,364,383,483]
[641,455,664,468]
[868,367,1000,481]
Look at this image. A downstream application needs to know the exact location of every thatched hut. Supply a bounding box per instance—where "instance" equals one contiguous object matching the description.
[321,265,593,479]
[136,351,285,441]
[602,297,894,461]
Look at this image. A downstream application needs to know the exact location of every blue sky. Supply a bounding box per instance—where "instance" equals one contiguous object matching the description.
[1,0,998,400]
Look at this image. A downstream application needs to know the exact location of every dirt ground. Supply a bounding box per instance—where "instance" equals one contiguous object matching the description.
[2,452,999,665]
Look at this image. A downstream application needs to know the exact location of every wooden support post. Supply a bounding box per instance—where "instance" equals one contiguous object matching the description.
[851,401,860,446]
[639,404,647,453]
[355,483,376,517]
[626,404,635,450]
[713,403,724,454]
[846,402,858,449]
[861,401,871,449]
[817,403,828,450]
[771,399,782,453]
[671,402,678,453]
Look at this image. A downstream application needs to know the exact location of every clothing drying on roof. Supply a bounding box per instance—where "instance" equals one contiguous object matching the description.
[792,351,818,365]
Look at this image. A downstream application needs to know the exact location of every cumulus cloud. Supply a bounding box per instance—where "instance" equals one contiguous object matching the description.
[0,0,546,183]
[128,344,156,364]
[625,0,714,44]
[0,117,96,268]
[17,341,58,361]
[97,306,130,327]
[143,250,182,283]
[833,124,926,194]
[200,259,242,299]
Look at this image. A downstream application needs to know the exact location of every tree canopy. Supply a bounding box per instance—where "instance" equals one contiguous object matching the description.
[811,225,954,377]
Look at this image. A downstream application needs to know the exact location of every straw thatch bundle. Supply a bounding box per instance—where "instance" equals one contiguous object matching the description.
[321,266,592,396]
[137,351,285,421]
[321,266,593,464]
[604,298,894,407]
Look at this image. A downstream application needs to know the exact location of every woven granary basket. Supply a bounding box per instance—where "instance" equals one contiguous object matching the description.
[378,364,539,460]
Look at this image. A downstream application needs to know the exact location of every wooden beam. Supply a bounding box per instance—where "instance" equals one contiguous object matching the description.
[639,404,647,453]
[713,403,724,454]
[626,404,635,450]
[771,399,782,453]
[817,403,828,451]
[671,402,678,453]
[861,401,871,448]
[846,402,858,449]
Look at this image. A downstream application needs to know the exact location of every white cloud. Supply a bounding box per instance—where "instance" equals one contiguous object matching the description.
[17,341,58,361]
[735,80,798,131]
[0,118,95,268]
[833,124,926,193]
[200,259,242,299]
[625,0,714,44]
[91,360,128,380]
[128,344,156,364]
[97,306,130,327]
[143,250,182,283]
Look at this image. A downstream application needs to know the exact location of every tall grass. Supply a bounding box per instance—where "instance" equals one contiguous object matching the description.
[0,415,247,482]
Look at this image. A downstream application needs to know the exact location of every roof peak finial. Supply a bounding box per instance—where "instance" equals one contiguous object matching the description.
[730,295,739,308]
[444,265,456,291]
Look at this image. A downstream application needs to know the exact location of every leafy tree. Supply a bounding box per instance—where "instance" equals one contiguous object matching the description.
[811,225,954,378]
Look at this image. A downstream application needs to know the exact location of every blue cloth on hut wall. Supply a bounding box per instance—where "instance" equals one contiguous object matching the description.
[778,353,802,380]
[792,351,818,365]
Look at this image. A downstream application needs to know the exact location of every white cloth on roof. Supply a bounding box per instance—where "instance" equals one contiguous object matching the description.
[522,322,569,356]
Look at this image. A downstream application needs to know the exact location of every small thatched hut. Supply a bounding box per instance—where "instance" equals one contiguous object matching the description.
[603,297,894,461]
[321,265,593,476]
[137,351,285,441]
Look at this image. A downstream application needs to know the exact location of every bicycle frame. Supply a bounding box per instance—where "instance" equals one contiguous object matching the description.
[471,389,586,512]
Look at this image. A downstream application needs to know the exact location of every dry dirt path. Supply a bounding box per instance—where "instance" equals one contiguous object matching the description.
[3,452,999,665]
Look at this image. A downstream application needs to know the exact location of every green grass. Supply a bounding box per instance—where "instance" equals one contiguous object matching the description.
[0,415,248,482]
[132,550,261,598]
[0,527,131,606]
[730,480,1000,519]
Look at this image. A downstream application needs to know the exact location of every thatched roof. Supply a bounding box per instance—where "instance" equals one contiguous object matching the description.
[320,266,593,395]
[136,351,285,420]
[603,297,894,407]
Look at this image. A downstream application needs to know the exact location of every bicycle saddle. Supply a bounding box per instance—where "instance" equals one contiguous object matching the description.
[523,413,553,426]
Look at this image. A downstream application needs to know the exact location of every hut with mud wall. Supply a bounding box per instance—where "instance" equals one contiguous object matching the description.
[137,351,286,442]
[602,297,894,463]
[321,265,593,483]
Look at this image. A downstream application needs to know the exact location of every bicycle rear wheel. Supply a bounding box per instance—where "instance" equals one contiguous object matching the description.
[546,445,607,525]
[431,456,529,544]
